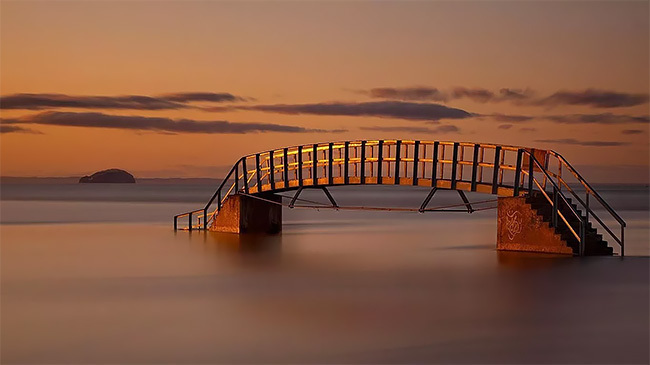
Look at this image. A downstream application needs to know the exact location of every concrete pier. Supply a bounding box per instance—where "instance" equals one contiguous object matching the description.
[210,194,282,234]
[497,196,573,255]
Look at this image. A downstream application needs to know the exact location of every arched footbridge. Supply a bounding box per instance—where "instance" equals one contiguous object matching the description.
[174,140,625,256]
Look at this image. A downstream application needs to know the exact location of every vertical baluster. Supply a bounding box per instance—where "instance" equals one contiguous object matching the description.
[471,144,479,191]
[298,146,303,187]
[328,142,334,185]
[394,140,401,184]
[513,149,523,196]
[412,141,420,186]
[360,141,366,184]
[242,157,249,194]
[312,144,318,186]
[234,162,239,193]
[450,142,459,190]
[432,142,439,187]
[344,141,350,184]
[283,148,289,188]
[255,153,261,192]
[528,152,534,193]
[377,140,384,184]
[269,150,275,190]
[492,146,501,195]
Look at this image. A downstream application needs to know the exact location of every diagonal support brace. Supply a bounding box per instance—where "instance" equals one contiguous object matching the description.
[419,188,438,212]
[457,190,474,213]
[289,187,304,208]
[321,187,338,208]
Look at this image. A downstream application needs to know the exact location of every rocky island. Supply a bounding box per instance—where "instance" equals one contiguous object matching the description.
[79,169,136,183]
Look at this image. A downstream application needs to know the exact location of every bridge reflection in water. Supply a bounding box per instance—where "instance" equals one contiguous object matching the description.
[174,140,625,256]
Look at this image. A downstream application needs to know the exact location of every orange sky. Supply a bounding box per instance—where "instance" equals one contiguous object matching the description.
[1,1,648,181]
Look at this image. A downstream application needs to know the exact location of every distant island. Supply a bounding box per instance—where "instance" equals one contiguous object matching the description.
[79,169,136,183]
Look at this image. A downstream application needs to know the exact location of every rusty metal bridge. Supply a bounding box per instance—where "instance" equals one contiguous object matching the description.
[174,140,626,256]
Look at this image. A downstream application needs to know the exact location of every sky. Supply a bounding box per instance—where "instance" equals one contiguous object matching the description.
[1,1,648,182]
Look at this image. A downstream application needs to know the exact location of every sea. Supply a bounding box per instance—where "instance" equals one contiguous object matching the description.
[1,180,648,364]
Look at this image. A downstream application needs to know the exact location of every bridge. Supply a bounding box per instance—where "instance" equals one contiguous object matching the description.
[174,140,625,256]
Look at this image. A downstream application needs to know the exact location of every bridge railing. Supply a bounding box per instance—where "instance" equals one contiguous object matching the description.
[173,140,624,255]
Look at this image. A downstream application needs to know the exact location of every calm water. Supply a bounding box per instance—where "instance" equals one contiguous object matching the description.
[1,183,648,364]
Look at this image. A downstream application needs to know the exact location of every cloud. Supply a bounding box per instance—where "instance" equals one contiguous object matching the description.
[536,89,649,108]
[0,124,42,134]
[2,111,343,134]
[450,87,495,103]
[542,113,649,124]
[221,101,474,122]
[362,87,447,102]
[534,138,628,147]
[622,129,644,134]
[359,125,460,134]
[0,92,249,110]
[498,124,513,129]
[357,86,647,108]
[489,113,535,122]
[158,92,249,103]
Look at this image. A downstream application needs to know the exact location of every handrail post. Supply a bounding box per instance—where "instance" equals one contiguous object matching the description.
[269,150,275,190]
[492,146,501,194]
[312,144,318,186]
[394,140,401,184]
[298,146,303,186]
[451,142,459,190]
[585,193,589,230]
[188,212,192,231]
[621,226,625,257]
[412,141,420,186]
[174,216,178,231]
[432,141,439,187]
[203,207,208,230]
[328,142,334,185]
[471,144,479,191]
[552,186,558,228]
[513,149,523,196]
[242,157,249,194]
[283,148,289,187]
[344,141,350,184]
[360,141,366,184]
[255,153,261,191]
[528,151,534,194]
[234,162,239,193]
[580,217,586,256]
[377,140,384,184]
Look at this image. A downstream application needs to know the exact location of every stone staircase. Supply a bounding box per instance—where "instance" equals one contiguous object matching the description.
[525,192,613,256]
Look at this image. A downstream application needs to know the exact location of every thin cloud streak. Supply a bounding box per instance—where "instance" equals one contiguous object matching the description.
[537,89,649,108]
[622,129,644,134]
[0,92,249,110]
[535,138,628,147]
[359,125,460,134]
[2,111,343,134]
[0,124,42,134]
[542,113,650,124]
[217,101,474,122]
[358,86,648,108]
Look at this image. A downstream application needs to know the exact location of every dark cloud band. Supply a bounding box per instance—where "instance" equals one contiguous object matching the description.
[358,86,647,108]
[220,101,474,122]
[359,125,460,134]
[2,111,343,134]
[0,92,248,110]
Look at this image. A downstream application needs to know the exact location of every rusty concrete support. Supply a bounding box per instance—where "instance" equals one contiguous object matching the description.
[210,194,282,234]
[497,196,573,255]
